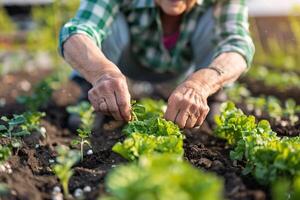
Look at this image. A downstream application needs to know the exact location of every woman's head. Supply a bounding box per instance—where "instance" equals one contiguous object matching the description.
[155,0,197,16]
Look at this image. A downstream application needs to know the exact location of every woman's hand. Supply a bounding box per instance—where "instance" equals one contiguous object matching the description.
[164,79,211,129]
[88,71,131,121]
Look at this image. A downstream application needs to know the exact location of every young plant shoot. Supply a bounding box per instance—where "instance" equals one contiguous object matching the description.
[53,146,80,197]
[67,101,95,161]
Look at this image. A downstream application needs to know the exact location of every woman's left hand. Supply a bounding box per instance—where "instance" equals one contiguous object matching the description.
[164,79,211,129]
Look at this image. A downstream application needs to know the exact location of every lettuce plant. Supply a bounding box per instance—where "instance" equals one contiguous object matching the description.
[113,100,184,160]
[215,102,300,184]
[273,176,300,200]
[101,154,223,200]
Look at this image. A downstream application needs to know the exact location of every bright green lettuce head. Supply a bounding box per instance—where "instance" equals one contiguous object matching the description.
[101,154,223,200]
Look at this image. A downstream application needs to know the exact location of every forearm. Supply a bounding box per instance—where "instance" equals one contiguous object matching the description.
[63,34,121,85]
[188,52,247,97]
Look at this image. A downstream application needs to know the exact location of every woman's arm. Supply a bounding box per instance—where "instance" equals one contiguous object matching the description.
[60,0,131,121]
[164,0,254,129]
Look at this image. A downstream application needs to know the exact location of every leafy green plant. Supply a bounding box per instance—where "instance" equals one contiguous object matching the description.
[283,99,300,125]
[113,100,184,160]
[67,101,95,131]
[0,115,30,140]
[0,111,45,148]
[53,146,80,197]
[226,84,300,125]
[71,128,91,161]
[17,75,61,111]
[100,154,223,200]
[0,145,11,164]
[273,176,300,200]
[215,102,300,184]
[67,101,95,161]
[247,66,300,91]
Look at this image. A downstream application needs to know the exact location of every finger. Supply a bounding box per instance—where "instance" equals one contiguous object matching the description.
[164,88,188,122]
[195,106,210,126]
[165,95,180,122]
[185,113,198,129]
[175,110,189,129]
[114,90,131,121]
[106,93,123,121]
[98,98,109,113]
[88,89,100,111]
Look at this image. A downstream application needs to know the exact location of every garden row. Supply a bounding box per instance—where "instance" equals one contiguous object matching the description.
[0,70,300,199]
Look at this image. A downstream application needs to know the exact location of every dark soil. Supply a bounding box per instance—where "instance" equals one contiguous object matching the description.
[0,71,282,200]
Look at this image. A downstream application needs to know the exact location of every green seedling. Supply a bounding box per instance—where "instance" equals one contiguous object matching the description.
[53,146,80,197]
[0,115,30,141]
[67,101,95,131]
[0,111,45,146]
[283,99,300,126]
[0,145,11,164]
[67,101,95,161]
[17,75,60,111]
[71,128,91,161]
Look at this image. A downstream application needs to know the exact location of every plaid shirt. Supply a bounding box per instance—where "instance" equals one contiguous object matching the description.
[59,0,254,73]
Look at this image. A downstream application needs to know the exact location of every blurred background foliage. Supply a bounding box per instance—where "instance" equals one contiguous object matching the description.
[0,0,300,78]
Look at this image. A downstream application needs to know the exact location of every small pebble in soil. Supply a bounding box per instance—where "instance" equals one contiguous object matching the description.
[52,193,63,200]
[83,186,92,193]
[0,163,12,174]
[198,158,212,168]
[53,186,61,193]
[19,80,31,91]
[280,120,289,127]
[86,149,93,155]
[40,127,47,137]
[74,188,83,198]
[49,159,55,164]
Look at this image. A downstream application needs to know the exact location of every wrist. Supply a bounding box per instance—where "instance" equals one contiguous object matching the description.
[183,79,211,98]
[90,63,122,86]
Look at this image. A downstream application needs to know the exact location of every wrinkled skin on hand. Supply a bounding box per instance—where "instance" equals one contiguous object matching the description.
[164,80,210,129]
[88,71,131,121]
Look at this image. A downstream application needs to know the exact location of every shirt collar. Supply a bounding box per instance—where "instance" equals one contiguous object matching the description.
[132,0,155,8]
[132,0,204,8]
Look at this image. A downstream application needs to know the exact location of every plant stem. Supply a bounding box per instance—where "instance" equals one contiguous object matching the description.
[63,181,69,197]
[80,139,84,161]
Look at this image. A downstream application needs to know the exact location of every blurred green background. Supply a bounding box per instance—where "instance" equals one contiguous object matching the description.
[0,0,300,76]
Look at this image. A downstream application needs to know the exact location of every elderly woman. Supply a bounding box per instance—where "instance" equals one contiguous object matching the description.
[59,0,254,129]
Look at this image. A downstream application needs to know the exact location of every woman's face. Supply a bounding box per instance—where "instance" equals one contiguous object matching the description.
[155,0,197,16]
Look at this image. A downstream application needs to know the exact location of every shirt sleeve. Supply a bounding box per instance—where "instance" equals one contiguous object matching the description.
[58,0,120,57]
[213,0,255,67]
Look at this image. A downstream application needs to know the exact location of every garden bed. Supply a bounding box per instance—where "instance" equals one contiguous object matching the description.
[0,70,298,200]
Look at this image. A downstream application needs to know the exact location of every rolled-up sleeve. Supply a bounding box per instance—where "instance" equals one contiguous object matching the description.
[213,0,255,67]
[58,0,120,57]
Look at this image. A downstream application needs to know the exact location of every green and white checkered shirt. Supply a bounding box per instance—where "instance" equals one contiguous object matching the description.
[59,0,254,73]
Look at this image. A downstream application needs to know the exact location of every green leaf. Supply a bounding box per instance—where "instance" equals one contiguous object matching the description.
[103,154,223,200]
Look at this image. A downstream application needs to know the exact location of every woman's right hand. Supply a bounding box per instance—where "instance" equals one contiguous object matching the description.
[88,70,131,121]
